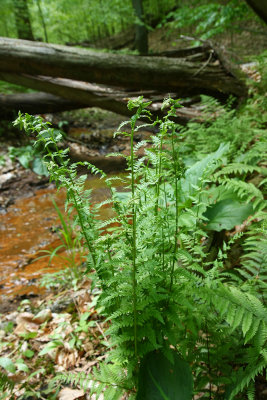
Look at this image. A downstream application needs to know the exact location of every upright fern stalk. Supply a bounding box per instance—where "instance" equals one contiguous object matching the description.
[130,112,138,358]
[128,98,151,358]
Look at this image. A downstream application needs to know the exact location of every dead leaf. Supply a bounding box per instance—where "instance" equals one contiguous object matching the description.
[55,346,80,369]
[14,312,39,335]
[16,312,34,324]
[58,388,85,400]
[33,308,52,324]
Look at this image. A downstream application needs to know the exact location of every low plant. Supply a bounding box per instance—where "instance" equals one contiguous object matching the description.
[14,96,267,399]
[39,199,87,290]
[8,144,48,176]
[0,370,14,400]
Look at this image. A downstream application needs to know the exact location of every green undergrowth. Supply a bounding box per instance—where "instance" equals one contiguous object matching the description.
[161,0,253,42]
[1,91,266,399]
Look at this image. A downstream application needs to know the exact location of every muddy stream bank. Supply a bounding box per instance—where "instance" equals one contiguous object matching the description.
[0,179,113,300]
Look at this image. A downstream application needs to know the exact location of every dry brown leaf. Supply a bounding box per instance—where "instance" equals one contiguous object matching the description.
[58,388,85,400]
[33,308,52,324]
[16,312,35,324]
[55,346,80,369]
[14,312,40,335]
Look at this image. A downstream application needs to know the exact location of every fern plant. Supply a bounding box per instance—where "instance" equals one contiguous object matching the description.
[0,371,15,400]
[14,96,267,399]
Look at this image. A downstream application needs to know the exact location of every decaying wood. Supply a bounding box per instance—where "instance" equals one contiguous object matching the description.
[0,86,203,125]
[0,92,87,119]
[0,37,248,99]
[0,72,206,124]
[151,45,211,59]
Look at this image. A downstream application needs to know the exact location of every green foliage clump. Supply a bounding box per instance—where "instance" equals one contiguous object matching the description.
[163,0,253,41]
[13,94,267,399]
[8,144,49,175]
[0,371,14,400]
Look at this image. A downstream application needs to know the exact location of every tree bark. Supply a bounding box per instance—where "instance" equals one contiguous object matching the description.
[132,0,148,55]
[13,0,34,41]
[36,0,48,42]
[0,92,86,119]
[0,37,247,100]
[0,74,201,125]
[245,0,267,25]
[0,72,143,117]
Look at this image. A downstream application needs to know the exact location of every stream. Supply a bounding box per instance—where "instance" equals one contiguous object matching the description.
[0,173,121,307]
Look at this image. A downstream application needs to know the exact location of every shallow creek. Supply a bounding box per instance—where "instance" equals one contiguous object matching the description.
[0,175,119,300]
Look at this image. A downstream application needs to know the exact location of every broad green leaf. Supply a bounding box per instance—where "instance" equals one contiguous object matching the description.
[19,331,38,340]
[136,351,193,400]
[32,157,49,176]
[23,349,34,359]
[204,199,253,231]
[18,153,32,169]
[39,340,62,356]
[0,357,16,373]
[16,362,29,373]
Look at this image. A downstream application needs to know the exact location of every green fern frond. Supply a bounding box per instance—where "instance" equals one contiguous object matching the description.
[53,363,132,400]
[228,359,266,400]
[217,177,263,205]
[214,163,262,178]
[0,372,14,398]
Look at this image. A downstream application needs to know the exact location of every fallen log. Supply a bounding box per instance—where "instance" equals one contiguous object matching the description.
[0,92,87,119]
[0,73,202,124]
[0,37,247,99]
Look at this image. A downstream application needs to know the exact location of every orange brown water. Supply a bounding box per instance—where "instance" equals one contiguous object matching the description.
[0,176,119,299]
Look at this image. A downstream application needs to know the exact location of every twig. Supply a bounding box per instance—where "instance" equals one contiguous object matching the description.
[193,50,214,77]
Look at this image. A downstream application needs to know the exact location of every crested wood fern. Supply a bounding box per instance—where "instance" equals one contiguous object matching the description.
[14,96,267,399]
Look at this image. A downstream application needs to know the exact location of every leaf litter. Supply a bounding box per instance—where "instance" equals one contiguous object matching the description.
[0,278,109,399]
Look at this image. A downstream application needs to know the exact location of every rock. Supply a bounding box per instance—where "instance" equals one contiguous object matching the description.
[0,172,15,188]
[51,298,75,313]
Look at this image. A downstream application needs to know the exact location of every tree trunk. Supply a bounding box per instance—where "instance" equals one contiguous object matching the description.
[36,0,48,42]
[132,0,148,55]
[245,0,267,25]
[13,0,34,41]
[0,38,247,100]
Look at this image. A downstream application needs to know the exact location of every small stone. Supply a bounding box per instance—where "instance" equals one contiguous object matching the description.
[0,172,15,188]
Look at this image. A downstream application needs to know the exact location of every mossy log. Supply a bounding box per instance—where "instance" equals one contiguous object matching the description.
[0,92,86,119]
[0,73,204,124]
[0,37,248,100]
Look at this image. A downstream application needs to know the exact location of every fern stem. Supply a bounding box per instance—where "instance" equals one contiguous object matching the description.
[205,321,212,400]
[169,129,179,292]
[130,116,138,358]
[68,179,97,269]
